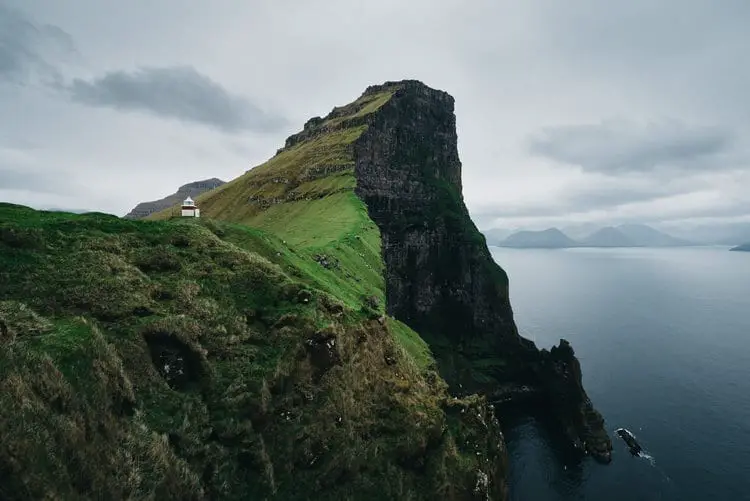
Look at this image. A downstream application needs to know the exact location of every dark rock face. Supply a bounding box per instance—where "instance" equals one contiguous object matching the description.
[124,177,225,219]
[352,80,612,462]
[536,340,612,461]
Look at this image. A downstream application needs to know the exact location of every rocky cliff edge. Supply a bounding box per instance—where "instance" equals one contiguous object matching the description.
[348,80,611,461]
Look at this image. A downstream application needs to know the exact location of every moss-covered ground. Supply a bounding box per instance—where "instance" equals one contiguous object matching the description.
[0,203,505,500]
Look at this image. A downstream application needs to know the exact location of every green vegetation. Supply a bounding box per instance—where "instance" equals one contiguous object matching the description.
[0,203,503,500]
[387,317,435,371]
[149,87,398,325]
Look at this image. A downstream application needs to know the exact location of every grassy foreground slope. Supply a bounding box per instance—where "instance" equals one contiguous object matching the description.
[0,203,506,500]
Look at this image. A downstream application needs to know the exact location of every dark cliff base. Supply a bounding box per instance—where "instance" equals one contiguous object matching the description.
[352,80,612,462]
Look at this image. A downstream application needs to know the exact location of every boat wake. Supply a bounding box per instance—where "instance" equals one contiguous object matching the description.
[614,428,672,483]
[637,451,656,465]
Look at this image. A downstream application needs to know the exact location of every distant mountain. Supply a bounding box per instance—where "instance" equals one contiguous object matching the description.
[615,224,693,247]
[730,243,750,252]
[482,227,513,245]
[579,224,693,248]
[485,223,696,249]
[492,224,694,249]
[581,227,635,247]
[42,207,92,214]
[498,228,579,248]
[560,222,603,241]
[124,178,225,219]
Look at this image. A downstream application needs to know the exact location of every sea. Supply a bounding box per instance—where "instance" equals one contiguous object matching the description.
[489,246,750,501]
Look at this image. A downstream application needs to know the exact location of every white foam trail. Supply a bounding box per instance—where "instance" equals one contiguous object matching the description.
[634,450,672,484]
[637,451,656,465]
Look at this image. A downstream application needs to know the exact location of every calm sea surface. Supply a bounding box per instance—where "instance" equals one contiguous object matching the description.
[489,246,750,501]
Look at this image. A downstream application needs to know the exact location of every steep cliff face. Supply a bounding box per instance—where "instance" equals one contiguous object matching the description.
[351,80,612,462]
[125,178,225,219]
[353,82,530,379]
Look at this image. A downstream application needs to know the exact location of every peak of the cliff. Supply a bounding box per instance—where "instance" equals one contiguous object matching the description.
[178,177,225,191]
[277,80,454,154]
[362,79,454,102]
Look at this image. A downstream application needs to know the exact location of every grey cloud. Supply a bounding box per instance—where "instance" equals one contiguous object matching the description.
[0,3,75,85]
[0,166,74,194]
[527,119,733,174]
[66,66,287,133]
[564,183,676,209]
[0,143,78,195]
[472,182,684,220]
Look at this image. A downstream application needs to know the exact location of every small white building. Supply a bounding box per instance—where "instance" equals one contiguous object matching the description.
[181,196,200,217]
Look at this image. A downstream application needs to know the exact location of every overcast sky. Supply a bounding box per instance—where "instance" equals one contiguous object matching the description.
[1,0,749,230]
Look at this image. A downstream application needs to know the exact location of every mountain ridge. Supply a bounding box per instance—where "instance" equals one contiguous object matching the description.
[498,228,579,248]
[124,177,226,219]
[490,224,693,249]
[581,226,636,247]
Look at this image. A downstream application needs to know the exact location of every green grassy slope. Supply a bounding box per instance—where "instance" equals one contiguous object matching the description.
[149,88,395,312]
[0,203,506,500]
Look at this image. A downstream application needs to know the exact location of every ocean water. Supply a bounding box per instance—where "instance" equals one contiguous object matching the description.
[489,246,750,501]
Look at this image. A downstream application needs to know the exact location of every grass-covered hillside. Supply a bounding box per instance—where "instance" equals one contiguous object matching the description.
[0,202,507,500]
[149,87,397,313]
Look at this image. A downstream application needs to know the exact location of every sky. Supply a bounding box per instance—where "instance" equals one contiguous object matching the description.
[1,0,749,233]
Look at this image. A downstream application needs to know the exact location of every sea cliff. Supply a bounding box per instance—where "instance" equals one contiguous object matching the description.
[0,79,610,501]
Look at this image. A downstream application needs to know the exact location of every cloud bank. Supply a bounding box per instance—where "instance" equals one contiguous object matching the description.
[67,66,287,133]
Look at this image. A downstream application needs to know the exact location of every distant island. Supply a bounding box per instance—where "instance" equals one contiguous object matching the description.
[499,228,579,248]
[731,243,750,252]
[486,224,694,249]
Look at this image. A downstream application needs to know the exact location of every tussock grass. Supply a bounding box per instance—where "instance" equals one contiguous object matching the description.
[0,202,506,500]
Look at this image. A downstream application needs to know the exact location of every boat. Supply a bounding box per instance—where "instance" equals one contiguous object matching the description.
[615,428,643,456]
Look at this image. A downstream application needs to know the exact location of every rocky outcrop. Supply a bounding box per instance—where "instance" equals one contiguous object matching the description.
[349,80,612,462]
[124,178,225,219]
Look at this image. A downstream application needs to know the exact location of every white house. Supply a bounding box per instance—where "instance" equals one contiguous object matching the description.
[181,196,200,217]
